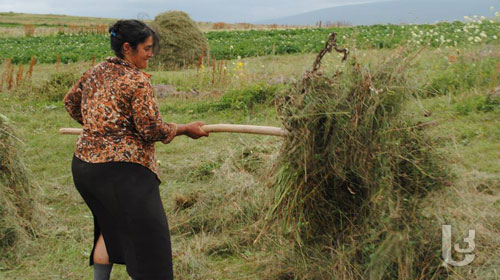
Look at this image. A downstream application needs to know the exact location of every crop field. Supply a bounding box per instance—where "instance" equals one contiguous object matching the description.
[1,19,500,63]
[0,12,499,280]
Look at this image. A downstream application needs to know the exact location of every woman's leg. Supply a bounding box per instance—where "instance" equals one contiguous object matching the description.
[93,234,110,264]
[93,234,113,280]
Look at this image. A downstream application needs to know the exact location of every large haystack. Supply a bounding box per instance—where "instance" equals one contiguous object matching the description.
[269,34,449,279]
[0,114,39,264]
[151,11,208,70]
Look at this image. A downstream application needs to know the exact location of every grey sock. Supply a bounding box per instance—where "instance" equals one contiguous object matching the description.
[93,263,113,280]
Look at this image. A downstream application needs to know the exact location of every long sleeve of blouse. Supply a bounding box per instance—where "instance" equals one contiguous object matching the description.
[63,76,85,125]
[131,79,177,144]
[63,57,177,180]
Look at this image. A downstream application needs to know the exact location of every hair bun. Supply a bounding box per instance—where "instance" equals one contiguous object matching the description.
[109,21,123,35]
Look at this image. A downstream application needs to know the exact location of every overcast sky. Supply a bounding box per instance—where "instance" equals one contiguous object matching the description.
[0,0,389,22]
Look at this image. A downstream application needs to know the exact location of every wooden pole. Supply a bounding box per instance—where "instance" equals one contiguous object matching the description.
[59,124,288,137]
[59,128,83,135]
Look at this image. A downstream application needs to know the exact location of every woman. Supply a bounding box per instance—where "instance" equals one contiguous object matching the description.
[64,20,208,280]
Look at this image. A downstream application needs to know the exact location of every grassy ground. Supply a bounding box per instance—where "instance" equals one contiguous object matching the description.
[406,96,500,279]
[0,46,499,279]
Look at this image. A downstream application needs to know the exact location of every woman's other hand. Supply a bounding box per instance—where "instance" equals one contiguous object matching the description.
[175,122,209,139]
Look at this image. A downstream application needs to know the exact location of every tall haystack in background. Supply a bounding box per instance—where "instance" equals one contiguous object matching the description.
[269,34,449,279]
[0,114,40,265]
[150,11,208,70]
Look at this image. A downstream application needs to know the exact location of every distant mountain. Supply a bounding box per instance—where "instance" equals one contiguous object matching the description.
[256,0,498,26]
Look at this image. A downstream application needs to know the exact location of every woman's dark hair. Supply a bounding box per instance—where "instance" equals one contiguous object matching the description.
[108,20,159,59]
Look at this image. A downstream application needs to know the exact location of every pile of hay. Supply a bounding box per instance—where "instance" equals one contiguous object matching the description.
[270,34,449,279]
[0,114,39,264]
[151,11,208,70]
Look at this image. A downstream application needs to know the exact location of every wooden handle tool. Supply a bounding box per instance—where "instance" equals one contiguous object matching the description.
[59,124,288,137]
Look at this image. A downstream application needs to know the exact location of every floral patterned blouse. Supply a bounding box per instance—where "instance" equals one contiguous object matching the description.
[64,57,177,180]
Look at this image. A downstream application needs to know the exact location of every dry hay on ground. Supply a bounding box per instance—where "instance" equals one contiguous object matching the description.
[151,11,208,70]
[0,113,40,265]
[268,33,450,279]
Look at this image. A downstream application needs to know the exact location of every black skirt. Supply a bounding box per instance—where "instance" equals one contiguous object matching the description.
[71,155,173,280]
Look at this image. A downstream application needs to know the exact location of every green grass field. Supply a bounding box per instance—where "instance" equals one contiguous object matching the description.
[0,13,499,279]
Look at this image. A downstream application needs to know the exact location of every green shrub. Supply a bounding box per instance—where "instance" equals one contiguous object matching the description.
[220,84,279,110]
[455,94,500,115]
[38,72,77,102]
[162,83,282,113]
[425,57,500,97]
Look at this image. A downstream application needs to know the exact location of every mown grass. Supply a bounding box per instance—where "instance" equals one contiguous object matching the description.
[0,94,281,279]
[0,45,499,279]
